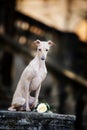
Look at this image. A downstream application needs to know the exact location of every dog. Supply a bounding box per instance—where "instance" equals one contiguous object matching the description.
[8,40,54,111]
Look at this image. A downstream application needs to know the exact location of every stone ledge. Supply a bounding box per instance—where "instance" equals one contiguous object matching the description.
[0,110,76,130]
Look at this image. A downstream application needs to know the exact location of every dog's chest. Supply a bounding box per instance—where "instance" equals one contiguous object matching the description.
[29,67,47,91]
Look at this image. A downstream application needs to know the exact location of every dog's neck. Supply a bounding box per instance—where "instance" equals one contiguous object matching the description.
[34,54,46,68]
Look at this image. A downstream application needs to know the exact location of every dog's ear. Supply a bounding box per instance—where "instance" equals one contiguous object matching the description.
[48,40,55,46]
[33,40,41,46]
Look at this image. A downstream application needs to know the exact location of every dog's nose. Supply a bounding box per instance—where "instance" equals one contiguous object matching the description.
[41,56,45,60]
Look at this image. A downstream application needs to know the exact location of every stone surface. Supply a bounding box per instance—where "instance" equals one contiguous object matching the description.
[0,110,76,130]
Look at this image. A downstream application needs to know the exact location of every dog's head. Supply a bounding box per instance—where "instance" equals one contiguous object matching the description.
[33,40,55,61]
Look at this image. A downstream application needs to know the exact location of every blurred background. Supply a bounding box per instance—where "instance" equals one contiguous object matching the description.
[0,0,87,129]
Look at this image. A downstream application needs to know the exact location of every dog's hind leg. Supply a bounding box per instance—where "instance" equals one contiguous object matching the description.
[29,96,35,108]
[8,97,25,111]
[19,96,35,111]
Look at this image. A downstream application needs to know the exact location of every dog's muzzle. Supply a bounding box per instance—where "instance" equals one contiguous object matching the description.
[41,56,45,60]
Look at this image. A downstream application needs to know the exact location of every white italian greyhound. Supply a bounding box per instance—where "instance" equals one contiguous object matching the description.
[8,40,54,111]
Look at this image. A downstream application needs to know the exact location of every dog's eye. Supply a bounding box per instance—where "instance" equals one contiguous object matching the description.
[46,49,48,52]
[38,49,41,51]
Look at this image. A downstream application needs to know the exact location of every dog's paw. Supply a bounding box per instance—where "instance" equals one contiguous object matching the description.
[26,107,31,111]
[8,106,16,111]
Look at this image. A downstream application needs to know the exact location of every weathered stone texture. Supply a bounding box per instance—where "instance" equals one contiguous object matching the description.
[0,111,76,130]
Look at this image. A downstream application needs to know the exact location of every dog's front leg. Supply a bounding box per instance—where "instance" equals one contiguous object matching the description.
[25,80,31,111]
[34,84,41,107]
